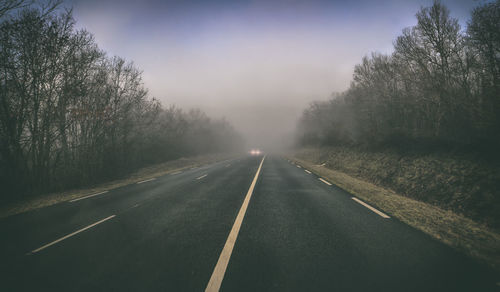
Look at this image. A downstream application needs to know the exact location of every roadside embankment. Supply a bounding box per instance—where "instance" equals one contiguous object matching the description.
[0,153,236,219]
[289,147,500,270]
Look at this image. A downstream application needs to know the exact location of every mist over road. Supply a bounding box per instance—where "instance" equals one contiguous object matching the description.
[0,156,496,291]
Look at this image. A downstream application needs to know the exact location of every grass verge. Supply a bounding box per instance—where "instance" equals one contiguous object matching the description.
[0,153,235,219]
[288,156,500,271]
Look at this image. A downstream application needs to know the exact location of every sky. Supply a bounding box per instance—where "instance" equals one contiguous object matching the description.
[64,0,485,150]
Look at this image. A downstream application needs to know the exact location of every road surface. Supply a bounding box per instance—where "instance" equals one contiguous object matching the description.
[0,155,497,291]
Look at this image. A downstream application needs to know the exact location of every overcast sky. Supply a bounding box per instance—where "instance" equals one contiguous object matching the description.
[64,0,485,149]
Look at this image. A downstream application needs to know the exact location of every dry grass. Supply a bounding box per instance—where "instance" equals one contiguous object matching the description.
[294,147,500,229]
[0,153,234,219]
[288,156,500,271]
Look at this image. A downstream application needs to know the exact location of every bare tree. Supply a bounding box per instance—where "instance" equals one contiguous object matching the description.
[0,4,243,199]
[296,0,500,150]
[467,0,500,140]
[0,0,31,18]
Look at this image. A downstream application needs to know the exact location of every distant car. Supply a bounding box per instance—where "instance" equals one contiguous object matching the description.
[249,149,262,156]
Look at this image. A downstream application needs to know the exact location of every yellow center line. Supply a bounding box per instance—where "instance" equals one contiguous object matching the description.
[205,155,266,292]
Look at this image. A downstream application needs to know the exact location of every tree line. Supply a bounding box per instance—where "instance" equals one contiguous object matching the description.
[296,1,500,153]
[0,2,243,200]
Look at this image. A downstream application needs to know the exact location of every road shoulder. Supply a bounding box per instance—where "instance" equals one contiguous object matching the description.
[288,156,500,272]
[0,153,236,219]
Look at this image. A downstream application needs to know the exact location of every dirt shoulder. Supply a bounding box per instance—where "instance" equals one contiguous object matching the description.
[288,153,500,271]
[0,153,235,219]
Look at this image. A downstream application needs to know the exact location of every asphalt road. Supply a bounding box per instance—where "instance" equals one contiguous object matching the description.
[0,155,497,291]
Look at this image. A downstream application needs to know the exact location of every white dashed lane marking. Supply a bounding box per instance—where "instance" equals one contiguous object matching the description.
[352,197,390,218]
[28,215,116,254]
[318,178,332,186]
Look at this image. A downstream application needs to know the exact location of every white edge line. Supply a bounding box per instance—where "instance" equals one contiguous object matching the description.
[352,197,390,218]
[205,156,266,292]
[171,171,182,175]
[304,170,312,174]
[28,215,116,254]
[296,165,302,168]
[137,178,156,184]
[197,174,208,180]
[70,191,109,202]
[318,178,332,186]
